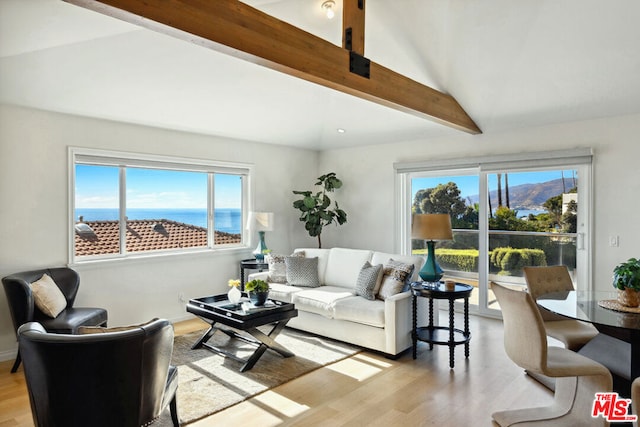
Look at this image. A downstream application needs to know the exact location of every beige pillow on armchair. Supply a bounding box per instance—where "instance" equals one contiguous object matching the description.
[30,274,67,318]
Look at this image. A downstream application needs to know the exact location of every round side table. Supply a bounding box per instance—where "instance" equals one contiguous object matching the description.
[411,282,473,368]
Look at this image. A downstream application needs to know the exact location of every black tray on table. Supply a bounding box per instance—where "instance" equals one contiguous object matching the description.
[188,294,293,320]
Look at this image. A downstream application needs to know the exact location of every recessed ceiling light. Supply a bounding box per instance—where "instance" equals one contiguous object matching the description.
[337,128,346,133]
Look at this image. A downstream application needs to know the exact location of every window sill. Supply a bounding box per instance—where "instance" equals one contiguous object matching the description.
[69,245,251,270]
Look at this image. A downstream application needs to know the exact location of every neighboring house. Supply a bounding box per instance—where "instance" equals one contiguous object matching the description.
[74,219,240,256]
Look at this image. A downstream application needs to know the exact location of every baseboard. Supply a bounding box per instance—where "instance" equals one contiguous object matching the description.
[0,347,18,363]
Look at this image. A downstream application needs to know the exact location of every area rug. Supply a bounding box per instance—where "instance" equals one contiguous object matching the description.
[157,326,361,425]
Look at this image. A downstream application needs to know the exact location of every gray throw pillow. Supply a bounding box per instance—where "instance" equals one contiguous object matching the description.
[285,256,320,287]
[355,261,384,300]
[377,259,415,300]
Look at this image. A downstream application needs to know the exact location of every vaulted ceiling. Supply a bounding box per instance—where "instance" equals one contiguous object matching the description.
[2,0,640,150]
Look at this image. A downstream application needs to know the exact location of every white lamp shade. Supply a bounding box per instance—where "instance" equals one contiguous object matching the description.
[246,212,274,231]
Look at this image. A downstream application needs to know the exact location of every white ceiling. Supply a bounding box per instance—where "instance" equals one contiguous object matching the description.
[2,0,640,150]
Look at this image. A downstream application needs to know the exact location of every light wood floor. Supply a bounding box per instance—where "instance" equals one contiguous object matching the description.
[0,313,553,427]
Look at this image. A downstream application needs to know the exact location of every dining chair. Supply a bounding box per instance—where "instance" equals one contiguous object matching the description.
[491,282,612,426]
[18,318,179,427]
[523,265,598,351]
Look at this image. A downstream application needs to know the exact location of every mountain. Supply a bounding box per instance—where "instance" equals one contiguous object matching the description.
[468,178,577,210]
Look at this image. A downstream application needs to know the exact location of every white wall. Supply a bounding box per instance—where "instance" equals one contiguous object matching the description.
[0,105,319,360]
[318,113,640,292]
[3,105,640,361]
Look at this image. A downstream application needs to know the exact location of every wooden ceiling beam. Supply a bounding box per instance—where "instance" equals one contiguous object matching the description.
[64,0,481,134]
[343,0,366,55]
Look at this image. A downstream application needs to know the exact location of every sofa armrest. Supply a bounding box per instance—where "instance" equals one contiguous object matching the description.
[383,290,430,355]
[247,271,270,282]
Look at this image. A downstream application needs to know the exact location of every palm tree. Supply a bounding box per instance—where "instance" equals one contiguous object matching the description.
[505,173,510,209]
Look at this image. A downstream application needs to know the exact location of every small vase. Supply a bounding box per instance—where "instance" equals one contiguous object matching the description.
[617,288,640,308]
[227,286,241,304]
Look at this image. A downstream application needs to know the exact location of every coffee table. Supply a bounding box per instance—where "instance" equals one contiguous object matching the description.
[186,294,298,372]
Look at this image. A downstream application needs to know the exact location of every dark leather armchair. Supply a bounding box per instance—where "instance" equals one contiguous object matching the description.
[2,267,108,372]
[18,319,179,427]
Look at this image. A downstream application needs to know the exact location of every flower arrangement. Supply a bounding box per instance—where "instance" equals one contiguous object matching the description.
[228,279,241,288]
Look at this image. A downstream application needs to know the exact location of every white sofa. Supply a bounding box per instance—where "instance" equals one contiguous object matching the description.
[248,247,428,357]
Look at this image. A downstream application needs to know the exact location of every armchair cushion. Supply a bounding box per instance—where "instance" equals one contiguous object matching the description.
[30,274,67,318]
[78,318,158,334]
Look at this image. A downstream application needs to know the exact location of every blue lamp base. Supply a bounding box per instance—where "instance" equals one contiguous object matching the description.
[419,240,443,283]
[253,231,267,261]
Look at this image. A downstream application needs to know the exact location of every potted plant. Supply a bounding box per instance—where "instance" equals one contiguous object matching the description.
[292,172,347,248]
[245,279,270,306]
[613,258,640,307]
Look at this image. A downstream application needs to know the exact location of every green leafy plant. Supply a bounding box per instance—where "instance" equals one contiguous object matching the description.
[292,172,347,248]
[613,258,640,291]
[245,279,269,293]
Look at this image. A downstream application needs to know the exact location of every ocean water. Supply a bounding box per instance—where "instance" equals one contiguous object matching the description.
[75,208,241,234]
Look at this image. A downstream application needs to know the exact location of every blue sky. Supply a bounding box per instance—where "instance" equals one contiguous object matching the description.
[75,165,242,209]
[412,169,578,202]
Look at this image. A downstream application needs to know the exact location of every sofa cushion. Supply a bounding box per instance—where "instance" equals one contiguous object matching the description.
[291,286,354,318]
[31,274,67,318]
[324,248,373,289]
[371,251,425,283]
[293,248,331,285]
[355,261,384,301]
[286,256,320,287]
[267,282,305,303]
[377,259,415,300]
[333,296,386,328]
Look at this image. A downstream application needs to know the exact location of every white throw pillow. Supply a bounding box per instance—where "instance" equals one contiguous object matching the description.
[377,259,415,300]
[31,274,67,318]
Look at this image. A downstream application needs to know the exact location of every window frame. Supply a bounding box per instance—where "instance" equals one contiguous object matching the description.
[68,147,253,264]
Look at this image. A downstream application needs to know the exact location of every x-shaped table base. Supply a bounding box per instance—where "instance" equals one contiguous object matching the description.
[191,319,293,372]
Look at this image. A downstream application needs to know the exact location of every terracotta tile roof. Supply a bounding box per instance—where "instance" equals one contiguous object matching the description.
[74,219,241,256]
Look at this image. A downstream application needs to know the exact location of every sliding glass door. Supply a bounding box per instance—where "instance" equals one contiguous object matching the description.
[398,150,592,316]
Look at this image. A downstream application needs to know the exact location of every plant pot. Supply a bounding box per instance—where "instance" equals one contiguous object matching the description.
[250,291,269,306]
[617,288,640,307]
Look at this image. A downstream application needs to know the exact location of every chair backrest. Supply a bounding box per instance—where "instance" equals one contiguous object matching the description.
[491,282,548,374]
[523,265,575,300]
[18,318,174,427]
[523,265,575,321]
[2,268,80,333]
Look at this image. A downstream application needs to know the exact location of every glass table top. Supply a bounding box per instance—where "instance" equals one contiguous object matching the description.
[537,290,640,331]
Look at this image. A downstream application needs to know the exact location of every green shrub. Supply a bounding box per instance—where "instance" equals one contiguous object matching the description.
[490,247,547,274]
[414,247,547,275]
[437,249,479,272]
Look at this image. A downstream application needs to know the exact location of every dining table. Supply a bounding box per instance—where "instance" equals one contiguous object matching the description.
[537,290,640,396]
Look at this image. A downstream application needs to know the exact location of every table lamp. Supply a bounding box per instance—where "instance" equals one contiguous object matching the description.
[246,212,274,261]
[412,213,453,283]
